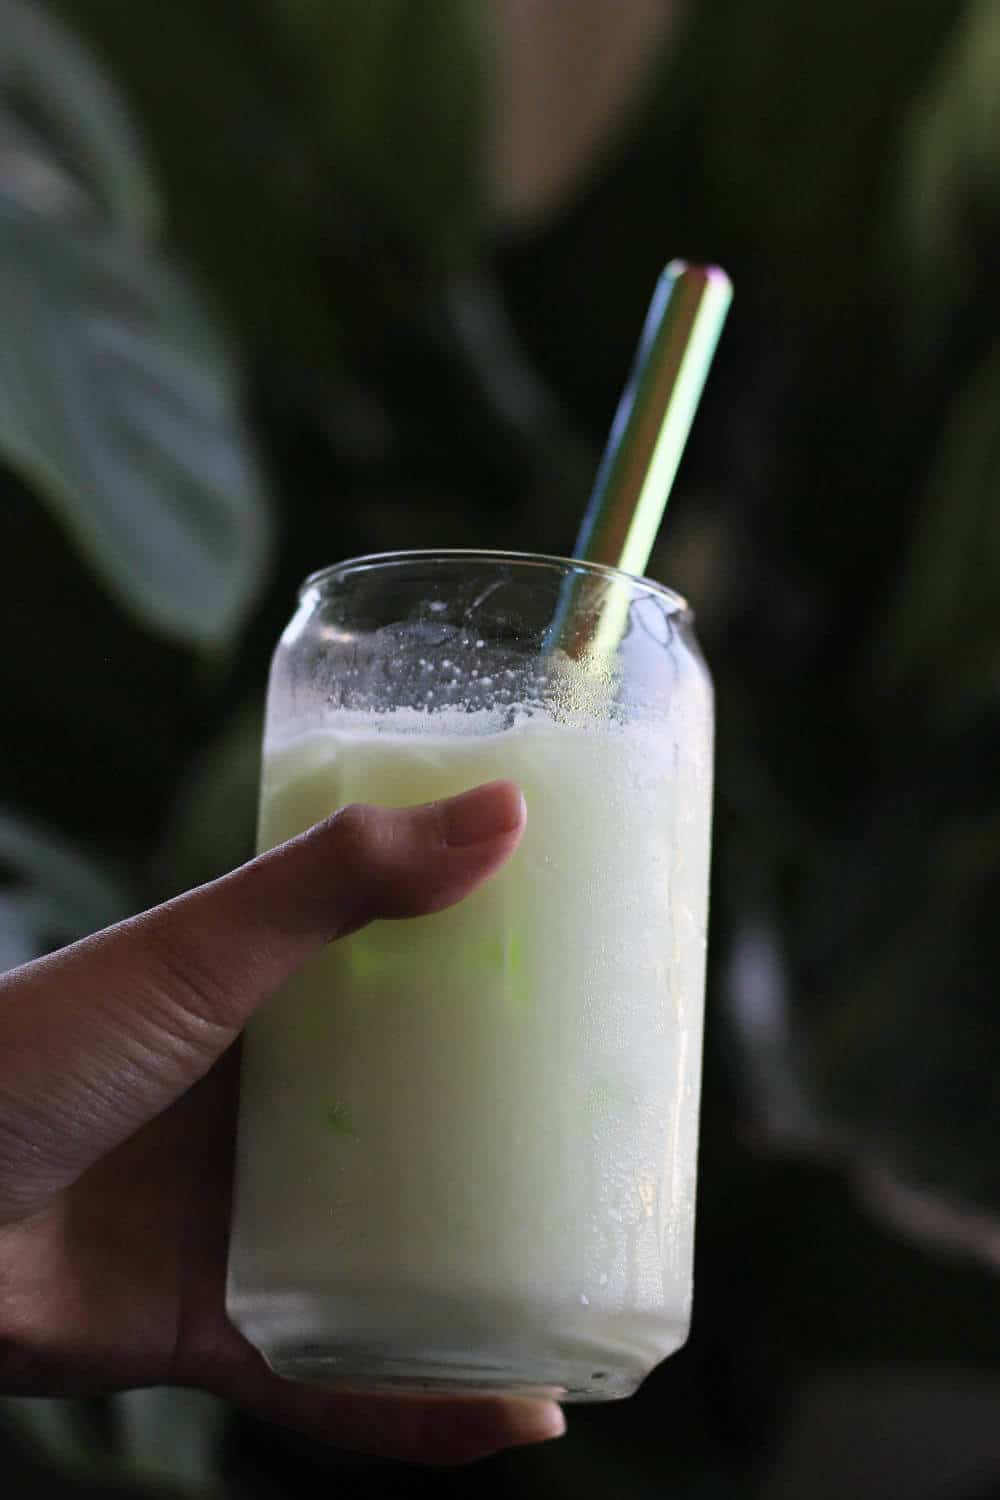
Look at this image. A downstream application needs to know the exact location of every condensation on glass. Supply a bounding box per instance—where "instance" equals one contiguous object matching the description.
[226,550,714,1401]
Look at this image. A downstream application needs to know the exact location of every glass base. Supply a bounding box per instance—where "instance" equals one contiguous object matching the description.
[228,1286,685,1404]
[260,1342,640,1403]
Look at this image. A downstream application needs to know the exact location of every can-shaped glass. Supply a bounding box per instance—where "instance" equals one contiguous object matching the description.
[226,550,714,1401]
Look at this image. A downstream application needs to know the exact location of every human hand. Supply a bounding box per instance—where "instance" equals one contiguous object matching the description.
[0,780,564,1464]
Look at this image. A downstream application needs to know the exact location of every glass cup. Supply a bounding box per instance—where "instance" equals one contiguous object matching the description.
[226,550,714,1401]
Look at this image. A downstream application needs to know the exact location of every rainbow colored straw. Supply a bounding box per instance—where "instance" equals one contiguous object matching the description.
[556,260,732,658]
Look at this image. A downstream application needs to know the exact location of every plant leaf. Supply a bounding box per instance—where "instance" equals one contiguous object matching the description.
[0,0,159,234]
[0,193,272,648]
[156,702,263,898]
[901,0,1000,290]
[0,807,133,967]
[884,349,1000,703]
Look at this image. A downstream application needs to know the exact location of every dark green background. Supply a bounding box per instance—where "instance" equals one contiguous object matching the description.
[3,2,1000,1494]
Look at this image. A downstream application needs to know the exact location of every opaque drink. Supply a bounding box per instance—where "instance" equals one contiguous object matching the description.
[227,698,712,1398]
[225,550,714,1400]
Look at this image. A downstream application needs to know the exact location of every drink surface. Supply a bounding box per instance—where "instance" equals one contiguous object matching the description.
[228,703,712,1395]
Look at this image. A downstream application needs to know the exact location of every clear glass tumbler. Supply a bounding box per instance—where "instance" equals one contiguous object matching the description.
[226,550,714,1401]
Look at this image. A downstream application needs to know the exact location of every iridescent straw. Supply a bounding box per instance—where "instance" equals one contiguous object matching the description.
[555,260,732,658]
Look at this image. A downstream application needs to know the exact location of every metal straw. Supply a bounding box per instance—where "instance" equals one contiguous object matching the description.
[555,260,732,660]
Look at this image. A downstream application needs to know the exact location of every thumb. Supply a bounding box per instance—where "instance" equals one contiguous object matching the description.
[0,781,524,1218]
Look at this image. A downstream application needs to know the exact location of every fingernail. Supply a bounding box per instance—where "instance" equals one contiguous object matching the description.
[440,781,525,848]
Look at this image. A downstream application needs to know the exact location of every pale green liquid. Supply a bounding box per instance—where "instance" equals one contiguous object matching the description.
[227,706,712,1398]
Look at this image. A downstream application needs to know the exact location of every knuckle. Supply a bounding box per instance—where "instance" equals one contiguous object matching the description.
[329,803,383,864]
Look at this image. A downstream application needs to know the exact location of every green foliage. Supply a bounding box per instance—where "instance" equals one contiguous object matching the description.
[0,0,158,233]
[3,0,1000,1494]
[0,1388,227,1495]
[0,806,132,966]
[903,0,1000,289]
[0,200,271,648]
[888,347,1000,704]
[156,702,263,895]
[0,0,271,648]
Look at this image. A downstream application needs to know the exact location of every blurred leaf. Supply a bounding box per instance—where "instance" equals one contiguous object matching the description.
[885,349,1000,703]
[902,0,1000,290]
[156,701,263,896]
[0,193,272,648]
[42,0,340,368]
[115,1388,227,1496]
[1,1393,225,1495]
[0,806,132,967]
[0,4,271,647]
[0,0,159,233]
[0,1398,89,1468]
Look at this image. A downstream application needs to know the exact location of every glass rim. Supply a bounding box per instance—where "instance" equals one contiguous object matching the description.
[300,549,689,614]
